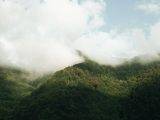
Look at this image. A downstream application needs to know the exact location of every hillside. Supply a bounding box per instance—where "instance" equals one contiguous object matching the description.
[0,66,34,120]
[0,60,160,120]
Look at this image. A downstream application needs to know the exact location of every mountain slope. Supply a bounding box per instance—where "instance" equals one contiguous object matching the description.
[0,60,160,120]
[0,66,34,120]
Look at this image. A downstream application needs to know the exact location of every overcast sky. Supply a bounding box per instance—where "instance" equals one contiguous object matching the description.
[0,0,160,73]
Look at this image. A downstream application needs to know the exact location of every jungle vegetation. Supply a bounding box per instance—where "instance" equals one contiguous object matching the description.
[0,59,160,120]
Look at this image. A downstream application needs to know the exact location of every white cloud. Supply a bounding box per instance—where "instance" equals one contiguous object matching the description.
[0,0,160,73]
[74,27,160,65]
[136,1,160,14]
[0,0,105,73]
[74,31,135,65]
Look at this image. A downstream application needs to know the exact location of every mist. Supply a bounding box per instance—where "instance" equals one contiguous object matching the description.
[0,0,160,73]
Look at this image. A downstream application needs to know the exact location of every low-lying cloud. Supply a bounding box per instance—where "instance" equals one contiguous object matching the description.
[0,0,160,73]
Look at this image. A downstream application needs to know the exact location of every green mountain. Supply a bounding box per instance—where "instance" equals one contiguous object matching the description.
[0,60,160,120]
[0,66,35,120]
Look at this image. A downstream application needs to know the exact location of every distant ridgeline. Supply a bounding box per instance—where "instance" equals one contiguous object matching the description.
[0,59,160,120]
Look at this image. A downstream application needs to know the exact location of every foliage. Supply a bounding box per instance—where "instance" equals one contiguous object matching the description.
[0,60,160,120]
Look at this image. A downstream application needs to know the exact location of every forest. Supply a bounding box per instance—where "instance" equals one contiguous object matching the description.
[0,59,160,120]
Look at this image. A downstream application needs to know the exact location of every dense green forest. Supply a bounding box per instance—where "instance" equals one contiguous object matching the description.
[0,59,160,120]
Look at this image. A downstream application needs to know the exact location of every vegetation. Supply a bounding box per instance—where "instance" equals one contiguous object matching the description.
[0,59,160,120]
[0,66,34,120]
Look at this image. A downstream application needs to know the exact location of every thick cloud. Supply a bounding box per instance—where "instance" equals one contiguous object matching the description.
[0,0,160,73]
[0,0,105,72]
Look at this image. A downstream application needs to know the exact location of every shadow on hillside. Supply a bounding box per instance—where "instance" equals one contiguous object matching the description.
[3,73,160,120]
[121,77,160,120]
[0,76,19,120]
[12,84,121,120]
[0,70,33,120]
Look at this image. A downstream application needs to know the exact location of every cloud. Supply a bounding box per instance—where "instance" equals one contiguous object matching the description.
[74,27,160,65]
[0,0,105,73]
[136,1,160,14]
[0,0,160,73]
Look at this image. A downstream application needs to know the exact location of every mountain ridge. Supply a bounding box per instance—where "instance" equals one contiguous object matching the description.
[0,59,160,120]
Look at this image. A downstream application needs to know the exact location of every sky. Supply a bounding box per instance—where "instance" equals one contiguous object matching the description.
[105,0,160,30]
[0,0,160,73]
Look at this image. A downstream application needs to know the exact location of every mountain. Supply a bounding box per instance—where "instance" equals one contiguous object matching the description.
[0,60,160,120]
[0,66,34,120]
